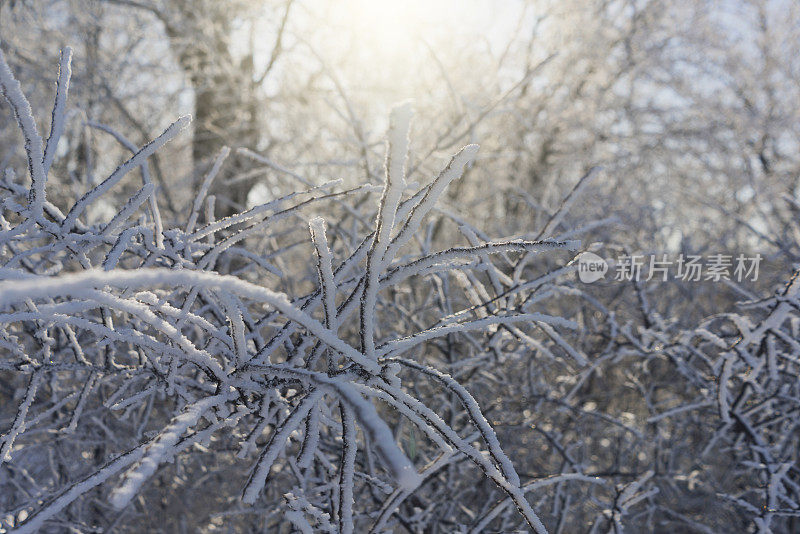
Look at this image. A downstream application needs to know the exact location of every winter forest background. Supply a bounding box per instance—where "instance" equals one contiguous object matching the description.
[1,0,800,532]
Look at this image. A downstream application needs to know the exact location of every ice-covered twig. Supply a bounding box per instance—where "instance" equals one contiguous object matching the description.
[61,115,191,232]
[360,102,413,359]
[109,392,232,510]
[0,47,47,220]
[43,47,72,176]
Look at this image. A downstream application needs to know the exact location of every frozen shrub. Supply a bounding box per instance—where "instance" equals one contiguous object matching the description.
[0,50,584,533]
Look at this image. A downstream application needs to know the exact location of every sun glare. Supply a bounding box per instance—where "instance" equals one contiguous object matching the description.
[331,0,505,62]
[240,0,529,105]
[341,0,439,60]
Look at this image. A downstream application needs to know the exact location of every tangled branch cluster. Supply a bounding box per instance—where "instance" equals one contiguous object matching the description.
[2,46,800,533]
[0,48,586,533]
